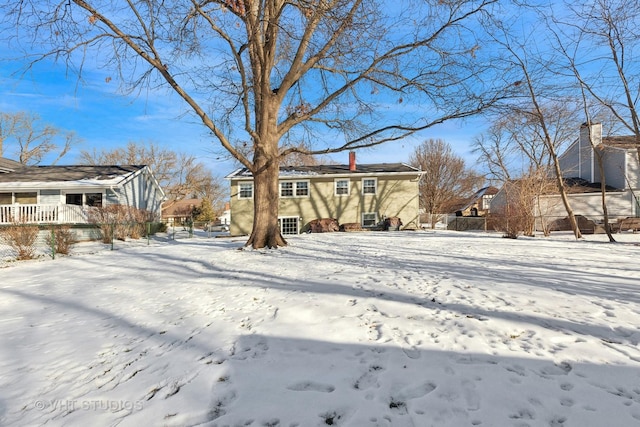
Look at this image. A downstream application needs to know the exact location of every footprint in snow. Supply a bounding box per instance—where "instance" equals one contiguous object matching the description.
[391,328,422,359]
[560,398,574,407]
[287,381,335,393]
[319,408,353,426]
[353,364,385,390]
[539,361,572,376]
[509,408,535,420]
[230,336,269,360]
[208,389,238,421]
[560,382,574,391]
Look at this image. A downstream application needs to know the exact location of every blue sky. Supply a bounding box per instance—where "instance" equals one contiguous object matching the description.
[1,47,485,178]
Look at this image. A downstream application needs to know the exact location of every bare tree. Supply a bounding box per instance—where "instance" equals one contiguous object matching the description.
[278,142,321,167]
[475,102,581,231]
[556,0,640,162]
[0,111,79,165]
[491,168,556,238]
[80,141,226,212]
[409,139,483,229]
[1,0,502,248]
[546,0,640,241]
[483,16,584,239]
[475,105,576,181]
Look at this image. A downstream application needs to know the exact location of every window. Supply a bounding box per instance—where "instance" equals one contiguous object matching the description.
[362,212,378,227]
[66,193,83,206]
[362,178,377,195]
[482,194,494,211]
[280,181,310,198]
[86,193,103,207]
[335,179,349,196]
[0,193,11,205]
[106,188,120,201]
[295,181,309,197]
[15,192,37,204]
[280,182,294,197]
[239,183,253,199]
[278,217,300,235]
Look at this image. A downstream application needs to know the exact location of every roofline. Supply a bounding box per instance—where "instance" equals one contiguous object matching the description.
[226,165,422,180]
[122,165,166,199]
[225,168,245,180]
[0,165,166,198]
[598,143,638,152]
[0,181,122,190]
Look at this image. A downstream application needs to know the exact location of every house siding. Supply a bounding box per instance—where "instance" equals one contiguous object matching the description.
[558,140,581,179]
[627,150,640,190]
[229,173,420,236]
[537,191,633,221]
[596,148,627,190]
[111,169,164,219]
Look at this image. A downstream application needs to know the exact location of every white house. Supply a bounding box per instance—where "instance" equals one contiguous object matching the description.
[545,123,639,220]
[0,161,165,224]
[491,123,639,232]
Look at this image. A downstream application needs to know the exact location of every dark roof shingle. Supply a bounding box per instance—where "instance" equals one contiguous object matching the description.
[0,157,24,173]
[0,165,145,183]
[228,162,420,178]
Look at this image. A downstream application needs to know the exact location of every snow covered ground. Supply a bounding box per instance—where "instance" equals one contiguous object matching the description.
[1,230,640,427]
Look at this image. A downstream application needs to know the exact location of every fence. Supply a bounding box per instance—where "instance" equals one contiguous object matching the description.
[446,216,489,232]
[0,222,166,264]
[536,213,640,234]
[420,212,640,234]
[0,204,87,225]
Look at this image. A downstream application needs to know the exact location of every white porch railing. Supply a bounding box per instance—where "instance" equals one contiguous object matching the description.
[0,204,88,225]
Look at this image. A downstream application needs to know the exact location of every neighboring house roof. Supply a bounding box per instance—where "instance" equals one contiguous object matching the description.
[499,177,622,197]
[162,198,201,217]
[601,135,638,150]
[0,165,158,191]
[562,177,622,193]
[226,162,421,179]
[454,186,500,212]
[0,157,23,173]
[444,186,499,213]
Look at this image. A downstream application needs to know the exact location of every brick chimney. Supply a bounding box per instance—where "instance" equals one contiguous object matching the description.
[349,151,356,171]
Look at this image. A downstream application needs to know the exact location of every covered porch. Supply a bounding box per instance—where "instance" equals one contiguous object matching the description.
[0,204,88,225]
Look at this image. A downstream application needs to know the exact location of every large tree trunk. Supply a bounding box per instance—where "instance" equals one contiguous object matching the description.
[245,149,287,249]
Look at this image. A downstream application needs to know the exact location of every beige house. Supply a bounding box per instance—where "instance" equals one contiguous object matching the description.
[226,153,422,236]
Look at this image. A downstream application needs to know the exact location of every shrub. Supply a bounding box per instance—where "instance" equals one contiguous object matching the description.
[128,207,152,239]
[87,205,155,242]
[0,223,40,260]
[489,213,527,239]
[48,225,76,255]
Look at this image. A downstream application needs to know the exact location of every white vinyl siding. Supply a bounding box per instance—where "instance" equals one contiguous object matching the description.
[39,189,61,205]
